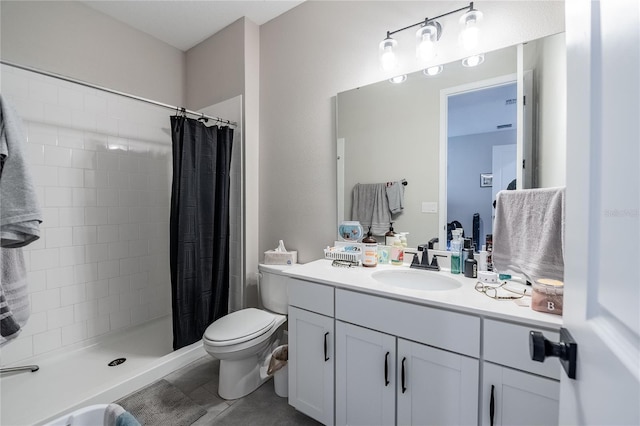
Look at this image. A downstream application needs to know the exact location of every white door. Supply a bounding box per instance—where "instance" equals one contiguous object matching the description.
[335,321,395,426]
[560,1,640,424]
[491,144,517,220]
[482,362,559,426]
[288,307,334,425]
[397,339,479,426]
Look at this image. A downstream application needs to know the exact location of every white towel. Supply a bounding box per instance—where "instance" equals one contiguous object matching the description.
[351,183,391,236]
[0,95,42,248]
[492,187,565,283]
[0,247,30,345]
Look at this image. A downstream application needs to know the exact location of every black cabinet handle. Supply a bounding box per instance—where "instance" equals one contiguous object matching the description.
[490,384,495,426]
[384,352,390,386]
[324,332,329,361]
[401,357,407,394]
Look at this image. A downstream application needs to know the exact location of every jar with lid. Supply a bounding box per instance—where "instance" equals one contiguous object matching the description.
[531,279,564,315]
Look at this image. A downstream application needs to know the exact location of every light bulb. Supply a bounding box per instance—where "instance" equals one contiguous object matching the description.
[379,37,398,71]
[416,22,439,63]
[459,9,483,50]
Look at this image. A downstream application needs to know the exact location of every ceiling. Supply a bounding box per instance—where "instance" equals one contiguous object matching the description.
[80,0,305,51]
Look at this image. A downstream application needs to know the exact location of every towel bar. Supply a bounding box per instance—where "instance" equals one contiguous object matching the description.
[0,365,40,374]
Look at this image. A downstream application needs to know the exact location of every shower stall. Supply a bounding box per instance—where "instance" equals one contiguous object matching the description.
[0,62,244,425]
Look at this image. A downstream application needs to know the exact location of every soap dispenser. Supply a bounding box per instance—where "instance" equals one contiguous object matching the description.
[362,226,378,268]
[385,223,396,246]
[399,232,408,248]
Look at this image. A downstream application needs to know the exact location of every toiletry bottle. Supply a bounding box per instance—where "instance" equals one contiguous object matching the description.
[450,234,461,274]
[385,223,396,246]
[477,250,488,271]
[399,232,408,248]
[391,235,404,265]
[485,234,493,271]
[464,251,478,278]
[362,227,378,268]
[462,238,472,268]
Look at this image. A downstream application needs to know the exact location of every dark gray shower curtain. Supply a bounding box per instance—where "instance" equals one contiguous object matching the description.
[169,115,234,350]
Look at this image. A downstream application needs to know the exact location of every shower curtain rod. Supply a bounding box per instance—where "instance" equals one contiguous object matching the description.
[0,60,237,127]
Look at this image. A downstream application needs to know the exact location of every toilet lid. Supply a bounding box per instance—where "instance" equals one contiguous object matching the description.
[204,308,276,344]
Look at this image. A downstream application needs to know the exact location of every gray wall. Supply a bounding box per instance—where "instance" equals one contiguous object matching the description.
[259,1,564,262]
[0,1,185,106]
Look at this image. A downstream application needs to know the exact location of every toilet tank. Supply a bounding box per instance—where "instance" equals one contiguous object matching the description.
[258,264,290,314]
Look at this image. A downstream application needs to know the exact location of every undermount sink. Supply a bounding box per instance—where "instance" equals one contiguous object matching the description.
[372,269,462,291]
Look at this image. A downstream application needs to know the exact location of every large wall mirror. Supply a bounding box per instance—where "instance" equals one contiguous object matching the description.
[337,32,566,250]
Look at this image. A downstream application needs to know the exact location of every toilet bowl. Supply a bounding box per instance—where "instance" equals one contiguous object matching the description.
[203,264,290,400]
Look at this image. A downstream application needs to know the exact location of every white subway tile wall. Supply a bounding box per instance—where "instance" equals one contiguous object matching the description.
[0,65,242,365]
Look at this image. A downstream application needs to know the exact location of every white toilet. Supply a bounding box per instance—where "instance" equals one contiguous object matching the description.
[203,263,289,400]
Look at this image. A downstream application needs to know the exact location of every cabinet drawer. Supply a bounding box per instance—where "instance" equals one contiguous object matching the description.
[483,319,561,380]
[288,278,334,316]
[336,289,480,357]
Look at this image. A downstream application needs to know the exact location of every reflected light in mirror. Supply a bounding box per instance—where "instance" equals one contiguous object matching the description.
[462,54,485,67]
[424,66,444,76]
[389,75,408,84]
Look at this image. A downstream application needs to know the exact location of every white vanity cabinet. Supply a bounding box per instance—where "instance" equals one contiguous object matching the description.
[335,289,480,426]
[287,278,335,425]
[480,319,561,426]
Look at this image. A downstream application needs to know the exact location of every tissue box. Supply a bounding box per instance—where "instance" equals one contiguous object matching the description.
[264,250,298,265]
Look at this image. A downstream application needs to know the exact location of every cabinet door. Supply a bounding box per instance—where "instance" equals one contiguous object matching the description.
[482,362,559,426]
[288,306,334,425]
[336,321,396,426]
[397,339,479,426]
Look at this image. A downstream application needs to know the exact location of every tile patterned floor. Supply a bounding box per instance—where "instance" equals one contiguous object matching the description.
[160,356,321,425]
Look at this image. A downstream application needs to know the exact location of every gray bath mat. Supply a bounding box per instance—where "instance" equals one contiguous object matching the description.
[116,379,206,426]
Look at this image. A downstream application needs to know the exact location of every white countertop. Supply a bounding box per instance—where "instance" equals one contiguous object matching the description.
[285,259,563,330]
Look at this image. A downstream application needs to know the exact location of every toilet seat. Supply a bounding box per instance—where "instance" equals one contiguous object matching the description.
[204,308,276,347]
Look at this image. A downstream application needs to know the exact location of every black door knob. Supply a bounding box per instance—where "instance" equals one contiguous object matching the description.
[529,327,578,379]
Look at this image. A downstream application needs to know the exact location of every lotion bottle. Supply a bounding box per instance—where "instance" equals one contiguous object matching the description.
[362,227,378,268]
[391,235,404,265]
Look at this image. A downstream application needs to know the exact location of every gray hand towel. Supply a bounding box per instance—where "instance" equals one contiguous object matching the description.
[0,95,42,248]
[386,181,405,216]
[492,187,565,283]
[351,183,391,236]
[0,247,30,345]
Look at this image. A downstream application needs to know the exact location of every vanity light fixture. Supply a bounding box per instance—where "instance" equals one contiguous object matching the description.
[416,21,441,62]
[423,65,443,76]
[389,74,407,84]
[462,53,485,67]
[458,6,483,50]
[379,35,398,71]
[378,2,481,71]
